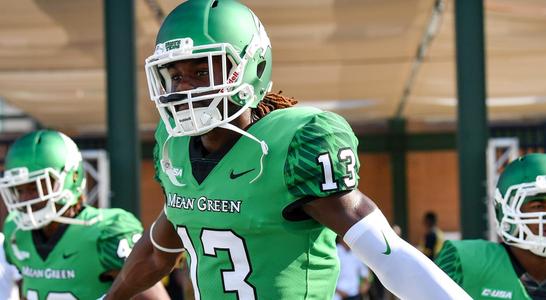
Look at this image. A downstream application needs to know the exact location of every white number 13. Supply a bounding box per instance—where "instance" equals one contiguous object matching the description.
[177,227,256,300]
[317,148,357,191]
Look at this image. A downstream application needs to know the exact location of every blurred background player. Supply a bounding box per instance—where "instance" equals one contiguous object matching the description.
[419,211,445,260]
[0,130,168,300]
[335,237,370,300]
[436,153,546,299]
[0,232,20,300]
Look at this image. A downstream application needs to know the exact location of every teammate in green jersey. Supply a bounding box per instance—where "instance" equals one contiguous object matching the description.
[0,130,168,300]
[436,153,546,299]
[105,1,470,299]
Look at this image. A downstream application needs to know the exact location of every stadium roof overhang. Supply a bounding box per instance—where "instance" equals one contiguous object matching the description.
[1,0,545,135]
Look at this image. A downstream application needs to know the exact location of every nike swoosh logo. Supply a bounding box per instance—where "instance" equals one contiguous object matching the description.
[229,168,255,179]
[381,232,391,255]
[63,252,77,259]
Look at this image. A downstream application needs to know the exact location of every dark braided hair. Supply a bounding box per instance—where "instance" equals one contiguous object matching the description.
[251,91,298,122]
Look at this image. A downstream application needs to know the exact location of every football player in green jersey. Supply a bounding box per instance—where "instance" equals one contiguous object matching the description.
[436,153,546,299]
[105,1,470,299]
[0,130,168,300]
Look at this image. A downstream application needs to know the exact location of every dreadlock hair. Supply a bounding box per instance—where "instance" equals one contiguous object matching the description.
[251,91,298,122]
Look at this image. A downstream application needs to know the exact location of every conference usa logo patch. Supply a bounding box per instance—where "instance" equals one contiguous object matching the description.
[481,288,513,299]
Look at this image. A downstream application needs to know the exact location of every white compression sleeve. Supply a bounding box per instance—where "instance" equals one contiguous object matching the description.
[343,209,471,300]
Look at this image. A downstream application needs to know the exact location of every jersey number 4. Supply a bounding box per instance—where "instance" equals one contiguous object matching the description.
[317,148,357,191]
[177,227,257,300]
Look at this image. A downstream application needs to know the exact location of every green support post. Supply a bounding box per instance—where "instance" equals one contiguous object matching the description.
[103,0,141,216]
[389,118,408,239]
[455,0,488,238]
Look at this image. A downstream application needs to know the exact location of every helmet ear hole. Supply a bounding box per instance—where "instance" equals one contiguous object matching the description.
[256,61,266,79]
[211,0,219,8]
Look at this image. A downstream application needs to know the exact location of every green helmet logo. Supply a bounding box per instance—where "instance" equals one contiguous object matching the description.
[145,0,273,137]
[494,153,546,257]
[0,130,86,230]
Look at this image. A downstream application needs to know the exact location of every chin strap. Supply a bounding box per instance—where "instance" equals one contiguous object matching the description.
[161,120,269,186]
[16,190,101,230]
[54,192,103,227]
[53,214,102,227]
[219,122,269,184]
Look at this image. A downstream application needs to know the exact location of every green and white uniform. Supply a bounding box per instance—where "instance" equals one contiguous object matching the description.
[436,240,533,299]
[155,107,360,300]
[3,206,142,300]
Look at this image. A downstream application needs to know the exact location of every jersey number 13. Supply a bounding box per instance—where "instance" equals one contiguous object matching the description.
[177,227,257,300]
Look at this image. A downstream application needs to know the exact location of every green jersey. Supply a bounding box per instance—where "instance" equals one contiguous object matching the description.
[154,107,360,300]
[3,206,142,300]
[436,240,531,299]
